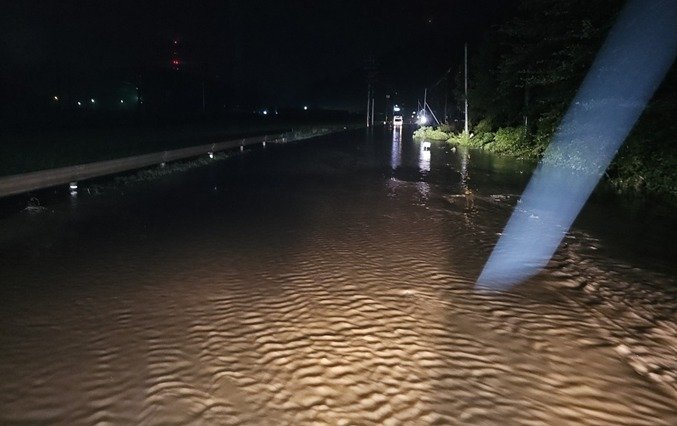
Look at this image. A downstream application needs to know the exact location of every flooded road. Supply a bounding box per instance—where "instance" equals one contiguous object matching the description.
[1,127,675,424]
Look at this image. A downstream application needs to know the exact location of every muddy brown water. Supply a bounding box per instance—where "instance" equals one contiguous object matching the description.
[1,128,675,424]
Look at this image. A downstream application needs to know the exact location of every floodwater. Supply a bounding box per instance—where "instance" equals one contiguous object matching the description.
[0,127,675,424]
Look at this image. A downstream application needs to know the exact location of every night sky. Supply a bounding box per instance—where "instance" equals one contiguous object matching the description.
[3,0,514,110]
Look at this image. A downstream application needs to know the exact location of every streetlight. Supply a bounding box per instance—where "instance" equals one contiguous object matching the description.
[90,98,95,104]
[303,106,308,111]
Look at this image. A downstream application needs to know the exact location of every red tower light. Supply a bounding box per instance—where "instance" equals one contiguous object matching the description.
[170,38,182,70]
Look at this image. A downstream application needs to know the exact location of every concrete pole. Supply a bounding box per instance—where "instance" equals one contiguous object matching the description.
[444,72,449,123]
[464,43,469,134]
[366,84,371,127]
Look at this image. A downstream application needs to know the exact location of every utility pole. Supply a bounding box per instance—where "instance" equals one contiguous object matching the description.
[364,56,377,128]
[366,84,371,127]
[444,72,449,123]
[464,43,469,134]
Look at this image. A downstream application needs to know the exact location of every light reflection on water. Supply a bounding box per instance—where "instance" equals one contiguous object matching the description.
[0,128,675,424]
[418,141,431,173]
[390,126,402,170]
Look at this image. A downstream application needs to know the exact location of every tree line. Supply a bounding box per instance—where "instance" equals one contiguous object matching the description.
[448,0,675,197]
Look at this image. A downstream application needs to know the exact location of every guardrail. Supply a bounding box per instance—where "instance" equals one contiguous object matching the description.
[0,125,357,198]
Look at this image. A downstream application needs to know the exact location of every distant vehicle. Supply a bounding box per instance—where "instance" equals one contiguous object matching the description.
[393,115,403,126]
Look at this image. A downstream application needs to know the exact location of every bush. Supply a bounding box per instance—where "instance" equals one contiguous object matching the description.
[428,128,452,141]
[609,137,677,197]
[412,126,430,139]
[477,131,495,146]
[447,131,471,145]
[437,124,453,133]
[473,118,494,135]
[486,126,530,156]
[413,126,450,141]
[446,131,483,148]
[533,109,563,156]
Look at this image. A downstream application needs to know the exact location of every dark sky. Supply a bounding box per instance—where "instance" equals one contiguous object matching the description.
[2,0,514,110]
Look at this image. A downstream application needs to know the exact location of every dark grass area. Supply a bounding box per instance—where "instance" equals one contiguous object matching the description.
[0,117,360,176]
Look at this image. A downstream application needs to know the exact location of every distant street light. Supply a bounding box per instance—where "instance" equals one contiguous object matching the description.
[262,110,268,115]
[53,96,59,101]
[77,101,82,106]
[90,98,95,104]
[303,106,308,111]
[120,100,124,104]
